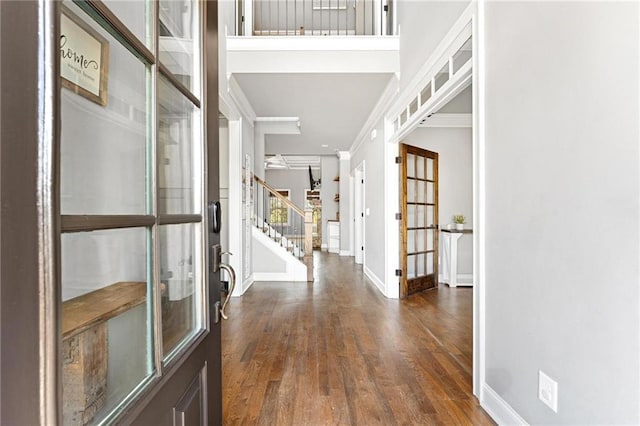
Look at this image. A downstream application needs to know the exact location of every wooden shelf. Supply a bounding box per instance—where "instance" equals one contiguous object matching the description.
[62,281,146,340]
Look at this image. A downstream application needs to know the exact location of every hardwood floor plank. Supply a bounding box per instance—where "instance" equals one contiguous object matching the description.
[222,252,494,425]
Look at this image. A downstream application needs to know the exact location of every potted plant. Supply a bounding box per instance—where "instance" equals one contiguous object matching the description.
[452,214,466,231]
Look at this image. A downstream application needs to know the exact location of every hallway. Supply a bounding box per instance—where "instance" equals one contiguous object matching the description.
[222,252,493,425]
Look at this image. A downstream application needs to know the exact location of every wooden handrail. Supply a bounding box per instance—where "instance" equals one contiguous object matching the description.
[254,176,305,216]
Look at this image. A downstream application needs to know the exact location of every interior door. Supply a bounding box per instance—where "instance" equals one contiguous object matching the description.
[400,144,438,298]
[56,1,223,425]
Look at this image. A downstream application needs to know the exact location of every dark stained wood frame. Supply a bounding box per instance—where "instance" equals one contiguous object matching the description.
[400,143,439,298]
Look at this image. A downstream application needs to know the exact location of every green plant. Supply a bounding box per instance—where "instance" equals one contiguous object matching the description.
[452,214,466,224]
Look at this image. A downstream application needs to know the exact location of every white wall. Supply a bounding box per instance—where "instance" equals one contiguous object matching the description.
[338,153,351,254]
[321,156,339,247]
[483,2,639,423]
[351,119,386,287]
[404,127,472,276]
[219,118,230,253]
[241,118,255,284]
[265,169,312,207]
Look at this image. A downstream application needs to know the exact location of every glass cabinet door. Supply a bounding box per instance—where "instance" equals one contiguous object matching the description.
[59,0,206,423]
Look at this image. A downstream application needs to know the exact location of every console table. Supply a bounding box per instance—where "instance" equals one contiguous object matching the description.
[441,229,473,287]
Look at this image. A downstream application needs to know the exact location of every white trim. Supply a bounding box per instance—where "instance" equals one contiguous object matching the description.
[475,0,486,400]
[227,35,400,51]
[350,76,399,156]
[481,384,528,426]
[439,273,474,287]
[364,265,385,295]
[339,250,351,256]
[243,0,253,36]
[228,75,257,124]
[255,117,301,135]
[233,274,254,297]
[337,151,351,160]
[418,113,472,128]
[228,118,244,297]
[393,65,472,142]
[354,164,364,265]
[383,126,400,299]
[219,91,241,121]
[387,3,474,119]
[252,272,304,281]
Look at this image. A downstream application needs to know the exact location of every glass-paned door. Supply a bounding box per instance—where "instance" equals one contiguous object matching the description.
[58,1,219,424]
[400,143,439,298]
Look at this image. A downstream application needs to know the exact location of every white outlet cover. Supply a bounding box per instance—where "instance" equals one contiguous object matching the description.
[538,370,558,413]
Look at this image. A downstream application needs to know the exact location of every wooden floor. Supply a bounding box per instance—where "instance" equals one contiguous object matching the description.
[222,252,494,425]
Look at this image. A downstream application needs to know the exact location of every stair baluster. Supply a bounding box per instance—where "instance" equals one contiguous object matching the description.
[253,176,314,282]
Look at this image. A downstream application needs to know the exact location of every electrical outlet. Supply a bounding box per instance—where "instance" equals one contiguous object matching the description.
[538,370,558,412]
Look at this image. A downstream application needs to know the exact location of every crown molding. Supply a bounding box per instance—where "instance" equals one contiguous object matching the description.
[228,75,257,125]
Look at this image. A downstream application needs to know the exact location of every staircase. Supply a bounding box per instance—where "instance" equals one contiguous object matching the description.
[253,176,314,282]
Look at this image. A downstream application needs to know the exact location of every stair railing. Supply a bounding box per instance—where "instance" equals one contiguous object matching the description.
[254,176,314,282]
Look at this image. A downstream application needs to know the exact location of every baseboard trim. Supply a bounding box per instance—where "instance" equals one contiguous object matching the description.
[253,272,307,282]
[481,384,528,426]
[240,274,254,295]
[339,250,351,256]
[363,265,385,296]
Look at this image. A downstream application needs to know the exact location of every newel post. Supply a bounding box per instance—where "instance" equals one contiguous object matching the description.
[304,208,314,282]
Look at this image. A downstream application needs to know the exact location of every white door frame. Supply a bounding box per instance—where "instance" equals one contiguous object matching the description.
[380,2,483,400]
[354,162,365,265]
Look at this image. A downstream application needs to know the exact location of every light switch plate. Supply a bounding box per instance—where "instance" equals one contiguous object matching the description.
[538,370,558,412]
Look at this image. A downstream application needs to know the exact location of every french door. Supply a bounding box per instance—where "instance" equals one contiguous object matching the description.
[400,144,439,298]
[0,1,222,424]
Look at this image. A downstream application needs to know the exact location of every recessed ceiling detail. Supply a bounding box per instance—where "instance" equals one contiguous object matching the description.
[234,73,395,155]
[265,155,322,170]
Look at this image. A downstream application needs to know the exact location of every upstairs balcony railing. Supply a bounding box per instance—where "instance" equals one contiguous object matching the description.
[237,0,395,36]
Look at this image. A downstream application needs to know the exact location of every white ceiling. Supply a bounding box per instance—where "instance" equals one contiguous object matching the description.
[233,73,394,155]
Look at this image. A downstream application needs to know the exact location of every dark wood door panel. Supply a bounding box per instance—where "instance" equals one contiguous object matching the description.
[126,341,217,425]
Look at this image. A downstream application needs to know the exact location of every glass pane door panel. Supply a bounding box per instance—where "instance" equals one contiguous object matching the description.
[416,231,426,252]
[102,0,152,48]
[417,254,425,276]
[427,252,434,274]
[427,182,434,204]
[416,156,425,179]
[407,255,416,279]
[406,154,415,177]
[416,205,426,227]
[407,181,416,203]
[427,158,434,180]
[426,230,434,251]
[407,204,415,226]
[407,230,415,252]
[427,205,434,226]
[417,181,426,203]
[61,227,153,425]
[158,77,199,215]
[60,3,150,215]
[160,223,203,357]
[159,0,201,96]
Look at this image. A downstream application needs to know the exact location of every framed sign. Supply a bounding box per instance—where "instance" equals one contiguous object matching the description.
[60,7,109,106]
